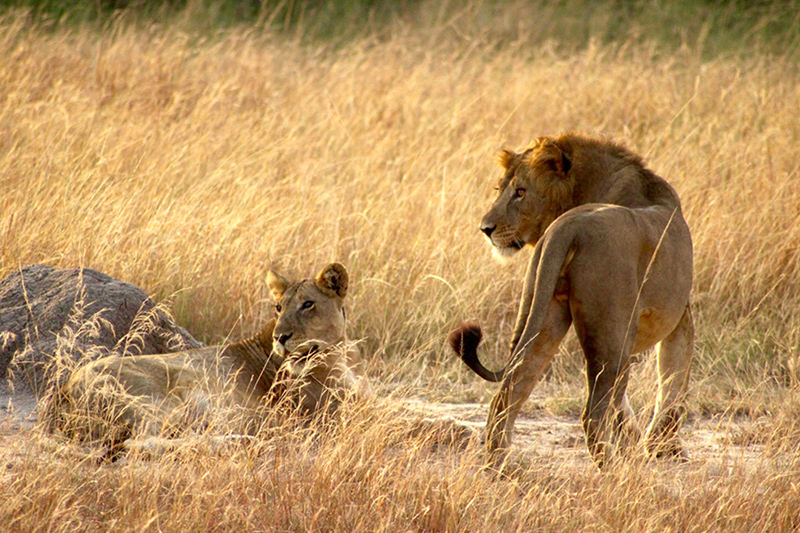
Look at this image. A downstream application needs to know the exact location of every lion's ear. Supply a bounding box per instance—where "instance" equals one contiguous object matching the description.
[533,141,570,177]
[497,149,515,170]
[267,269,290,301]
[561,151,572,174]
[315,263,348,298]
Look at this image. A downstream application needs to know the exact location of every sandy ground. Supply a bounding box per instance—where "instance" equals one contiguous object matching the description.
[1,381,765,475]
[0,381,38,433]
[412,400,766,475]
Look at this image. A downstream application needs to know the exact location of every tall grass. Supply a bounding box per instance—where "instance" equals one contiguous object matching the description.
[6,1,800,57]
[2,2,800,530]
[5,396,800,531]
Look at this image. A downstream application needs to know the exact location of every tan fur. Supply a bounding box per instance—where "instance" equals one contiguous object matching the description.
[45,263,360,455]
[45,321,283,452]
[46,263,474,456]
[267,262,361,416]
[456,133,694,469]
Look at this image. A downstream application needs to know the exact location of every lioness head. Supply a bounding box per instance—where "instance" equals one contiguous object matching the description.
[480,137,576,257]
[267,263,349,372]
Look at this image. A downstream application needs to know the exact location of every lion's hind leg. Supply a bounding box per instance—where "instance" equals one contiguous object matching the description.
[581,356,636,469]
[575,308,641,469]
[485,298,571,469]
[644,304,693,460]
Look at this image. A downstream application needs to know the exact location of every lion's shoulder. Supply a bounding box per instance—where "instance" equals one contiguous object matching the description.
[557,134,682,210]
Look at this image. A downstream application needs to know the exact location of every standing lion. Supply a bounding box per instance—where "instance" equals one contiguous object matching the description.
[450,133,693,469]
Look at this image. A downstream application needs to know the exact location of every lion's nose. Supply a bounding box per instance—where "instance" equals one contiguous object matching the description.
[275,332,293,346]
[481,224,496,238]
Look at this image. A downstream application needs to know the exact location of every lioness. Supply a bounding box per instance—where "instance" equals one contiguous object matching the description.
[45,263,360,455]
[46,263,473,456]
[450,134,693,468]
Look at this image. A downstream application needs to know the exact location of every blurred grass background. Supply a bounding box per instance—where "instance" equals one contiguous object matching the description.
[4,0,800,56]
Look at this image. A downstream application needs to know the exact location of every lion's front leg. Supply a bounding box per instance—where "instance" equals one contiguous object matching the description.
[617,392,642,451]
[645,304,693,459]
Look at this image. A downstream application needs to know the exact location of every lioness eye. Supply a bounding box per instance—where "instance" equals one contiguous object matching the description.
[275,304,282,313]
[301,300,314,310]
[514,187,526,198]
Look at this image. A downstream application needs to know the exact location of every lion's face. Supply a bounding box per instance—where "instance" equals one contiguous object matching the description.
[479,138,575,257]
[267,263,349,373]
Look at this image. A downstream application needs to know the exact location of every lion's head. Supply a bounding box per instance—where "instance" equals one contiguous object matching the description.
[267,262,349,374]
[480,137,576,257]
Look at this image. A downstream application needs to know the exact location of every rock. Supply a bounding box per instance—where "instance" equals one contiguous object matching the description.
[0,264,203,394]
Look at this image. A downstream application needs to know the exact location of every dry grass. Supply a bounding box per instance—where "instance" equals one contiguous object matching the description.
[2,3,800,531]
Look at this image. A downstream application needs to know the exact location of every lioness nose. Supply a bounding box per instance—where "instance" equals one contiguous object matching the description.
[481,224,496,238]
[275,332,293,346]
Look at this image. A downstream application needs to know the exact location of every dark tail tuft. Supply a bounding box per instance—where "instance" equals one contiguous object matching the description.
[448,321,503,382]
[448,321,483,358]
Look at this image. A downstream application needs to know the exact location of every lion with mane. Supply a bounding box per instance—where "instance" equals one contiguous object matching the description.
[449,133,693,469]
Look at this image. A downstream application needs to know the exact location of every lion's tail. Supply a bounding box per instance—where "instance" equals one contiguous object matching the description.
[450,223,578,383]
[448,321,503,382]
[507,224,577,360]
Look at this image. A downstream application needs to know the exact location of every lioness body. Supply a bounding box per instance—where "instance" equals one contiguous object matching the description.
[450,134,693,468]
[52,325,281,444]
[48,263,473,454]
[47,263,359,451]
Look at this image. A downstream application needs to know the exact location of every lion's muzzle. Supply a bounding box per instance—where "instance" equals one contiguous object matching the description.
[274,332,292,356]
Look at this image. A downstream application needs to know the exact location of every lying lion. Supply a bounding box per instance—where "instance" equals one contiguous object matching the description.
[450,134,693,469]
[45,263,472,456]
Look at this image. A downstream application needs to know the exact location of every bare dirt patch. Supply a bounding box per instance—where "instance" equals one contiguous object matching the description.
[0,382,37,431]
[397,399,767,475]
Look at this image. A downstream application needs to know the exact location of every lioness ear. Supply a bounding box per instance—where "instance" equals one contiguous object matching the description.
[315,263,348,298]
[267,270,290,301]
[496,149,515,170]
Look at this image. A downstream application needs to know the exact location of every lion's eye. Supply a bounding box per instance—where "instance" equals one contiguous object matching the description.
[301,300,314,310]
[514,187,526,199]
[275,304,282,313]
